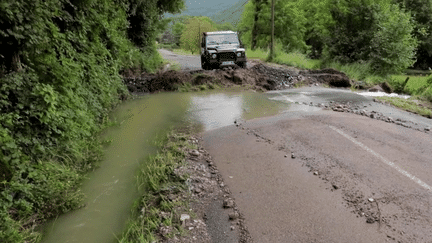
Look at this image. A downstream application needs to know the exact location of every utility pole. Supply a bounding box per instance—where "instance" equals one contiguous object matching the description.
[251,0,261,50]
[269,0,275,61]
[198,21,201,52]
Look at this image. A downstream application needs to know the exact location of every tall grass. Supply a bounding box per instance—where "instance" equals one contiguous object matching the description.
[119,130,195,242]
[247,49,321,70]
[274,51,321,70]
[391,75,430,95]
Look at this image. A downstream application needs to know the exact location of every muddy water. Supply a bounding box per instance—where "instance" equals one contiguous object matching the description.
[41,90,286,243]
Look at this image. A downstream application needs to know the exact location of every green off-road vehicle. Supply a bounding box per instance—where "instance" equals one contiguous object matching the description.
[200,31,247,70]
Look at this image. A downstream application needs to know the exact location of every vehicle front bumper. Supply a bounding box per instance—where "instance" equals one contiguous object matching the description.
[208,57,247,66]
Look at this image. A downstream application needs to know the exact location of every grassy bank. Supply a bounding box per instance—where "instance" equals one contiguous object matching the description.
[119,128,196,242]
[376,97,432,118]
[247,49,321,70]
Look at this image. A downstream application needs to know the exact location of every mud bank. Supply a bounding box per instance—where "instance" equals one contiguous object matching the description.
[123,61,353,94]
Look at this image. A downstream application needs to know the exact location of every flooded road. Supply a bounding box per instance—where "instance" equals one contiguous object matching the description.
[41,86,432,243]
[203,88,432,243]
[41,90,286,243]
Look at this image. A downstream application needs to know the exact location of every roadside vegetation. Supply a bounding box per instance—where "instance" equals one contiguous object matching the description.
[376,96,432,118]
[0,0,184,242]
[119,129,196,242]
[237,0,432,102]
[162,0,431,105]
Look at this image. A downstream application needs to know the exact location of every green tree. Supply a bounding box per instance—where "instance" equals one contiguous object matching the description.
[369,4,417,74]
[395,0,432,69]
[238,0,307,52]
[180,17,216,54]
[216,22,236,31]
[237,0,255,48]
[173,22,186,46]
[125,0,185,48]
[325,0,417,74]
[326,0,379,63]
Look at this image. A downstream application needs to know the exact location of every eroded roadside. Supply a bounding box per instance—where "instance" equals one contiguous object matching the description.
[119,128,252,242]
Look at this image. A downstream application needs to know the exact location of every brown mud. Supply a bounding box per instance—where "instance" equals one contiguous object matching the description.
[123,61,353,94]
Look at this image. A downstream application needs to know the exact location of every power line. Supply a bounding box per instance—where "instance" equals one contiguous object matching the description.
[216,0,249,23]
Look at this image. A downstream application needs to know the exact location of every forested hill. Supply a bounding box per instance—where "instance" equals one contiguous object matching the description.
[0,0,184,242]
[170,0,246,26]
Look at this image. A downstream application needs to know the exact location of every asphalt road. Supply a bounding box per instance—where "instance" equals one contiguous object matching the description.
[159,49,202,71]
[158,49,252,71]
[203,108,432,242]
[161,49,432,242]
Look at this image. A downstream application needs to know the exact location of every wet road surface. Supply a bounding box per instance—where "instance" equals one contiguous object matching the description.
[203,102,432,242]
[160,49,432,242]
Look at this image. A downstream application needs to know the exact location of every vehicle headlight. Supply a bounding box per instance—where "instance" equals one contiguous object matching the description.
[212,54,217,59]
[237,52,242,57]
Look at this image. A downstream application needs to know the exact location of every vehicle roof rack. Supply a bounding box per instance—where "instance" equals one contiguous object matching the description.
[203,31,236,36]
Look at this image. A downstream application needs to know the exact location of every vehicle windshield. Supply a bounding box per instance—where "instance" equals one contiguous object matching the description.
[206,34,239,46]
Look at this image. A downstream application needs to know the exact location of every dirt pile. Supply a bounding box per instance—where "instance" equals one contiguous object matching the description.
[299,68,352,87]
[368,82,393,93]
[123,63,354,94]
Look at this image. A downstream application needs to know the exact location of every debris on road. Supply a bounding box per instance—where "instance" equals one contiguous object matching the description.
[124,60,357,94]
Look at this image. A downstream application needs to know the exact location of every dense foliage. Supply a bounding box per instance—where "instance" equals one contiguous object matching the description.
[180,16,216,54]
[238,0,426,74]
[395,0,432,69]
[0,0,183,242]
[160,15,236,50]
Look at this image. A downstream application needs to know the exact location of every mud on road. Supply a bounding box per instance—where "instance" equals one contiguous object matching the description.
[123,60,353,94]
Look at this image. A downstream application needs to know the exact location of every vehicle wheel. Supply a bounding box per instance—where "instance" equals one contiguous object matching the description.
[201,59,210,70]
[201,59,206,70]
[238,62,247,68]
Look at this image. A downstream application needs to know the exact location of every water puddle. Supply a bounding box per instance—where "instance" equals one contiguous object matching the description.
[357,91,411,99]
[188,91,287,131]
[41,90,287,243]
[269,88,372,105]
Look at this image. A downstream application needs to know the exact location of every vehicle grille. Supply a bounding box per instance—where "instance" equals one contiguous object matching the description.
[219,52,236,61]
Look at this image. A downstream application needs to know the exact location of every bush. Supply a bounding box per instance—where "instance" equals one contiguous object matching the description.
[326,0,417,75]
[369,4,417,75]
[0,0,167,241]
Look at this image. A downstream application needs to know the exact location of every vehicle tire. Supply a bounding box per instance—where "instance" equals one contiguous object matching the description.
[201,58,206,70]
[201,58,211,70]
[238,61,247,68]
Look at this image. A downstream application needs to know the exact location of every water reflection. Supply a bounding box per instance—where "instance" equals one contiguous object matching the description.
[42,93,190,243]
[188,91,286,131]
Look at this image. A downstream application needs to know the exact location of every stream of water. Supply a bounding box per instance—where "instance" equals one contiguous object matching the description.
[41,90,287,243]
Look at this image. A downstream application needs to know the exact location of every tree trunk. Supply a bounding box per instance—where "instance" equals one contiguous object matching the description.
[269,0,275,61]
[12,52,22,72]
[251,0,262,50]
